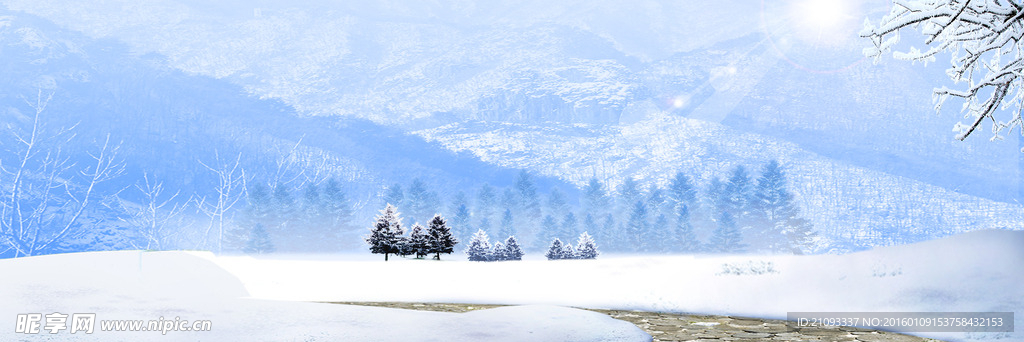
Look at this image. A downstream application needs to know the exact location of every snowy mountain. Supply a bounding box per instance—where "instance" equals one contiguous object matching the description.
[415,115,1024,248]
[0,8,574,254]
[1,0,1021,251]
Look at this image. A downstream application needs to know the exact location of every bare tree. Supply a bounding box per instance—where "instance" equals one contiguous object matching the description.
[0,90,125,257]
[195,151,246,253]
[116,173,189,250]
[861,0,1024,143]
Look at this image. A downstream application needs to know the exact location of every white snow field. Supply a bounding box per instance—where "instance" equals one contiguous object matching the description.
[211,229,1024,342]
[1,229,1020,342]
[0,251,650,341]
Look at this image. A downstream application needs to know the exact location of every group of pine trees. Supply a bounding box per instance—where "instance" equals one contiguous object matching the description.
[464,230,525,261]
[227,178,355,254]
[365,204,458,261]
[381,160,815,255]
[544,232,599,260]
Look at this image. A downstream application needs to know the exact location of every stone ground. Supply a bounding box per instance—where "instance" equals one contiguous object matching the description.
[328,302,947,342]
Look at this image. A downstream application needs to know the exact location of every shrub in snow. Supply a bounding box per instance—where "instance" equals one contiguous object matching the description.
[545,239,565,260]
[408,224,430,259]
[502,236,524,261]
[365,204,404,261]
[465,229,492,261]
[871,262,902,277]
[426,215,458,260]
[717,260,778,276]
[575,232,598,259]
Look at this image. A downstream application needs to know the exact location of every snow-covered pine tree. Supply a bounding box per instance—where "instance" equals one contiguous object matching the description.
[426,214,458,260]
[394,236,412,258]
[244,223,275,254]
[491,241,507,261]
[560,242,577,260]
[499,209,515,240]
[365,204,404,261]
[575,232,599,259]
[710,211,745,253]
[409,224,430,259]
[503,236,524,261]
[465,229,493,261]
[545,238,564,260]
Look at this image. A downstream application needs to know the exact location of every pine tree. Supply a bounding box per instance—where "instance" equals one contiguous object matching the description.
[724,165,754,219]
[618,178,642,214]
[503,236,524,261]
[560,242,577,259]
[499,208,515,239]
[583,178,610,218]
[450,203,472,242]
[582,214,597,236]
[409,224,430,259]
[426,214,458,260]
[650,213,671,252]
[546,187,569,218]
[321,178,353,246]
[491,241,507,261]
[272,183,296,228]
[559,211,579,242]
[675,204,700,253]
[465,229,493,261]
[476,184,498,233]
[626,200,649,252]
[545,238,564,260]
[300,182,326,250]
[535,215,559,250]
[406,178,438,223]
[575,232,599,259]
[394,236,412,257]
[751,160,817,254]
[667,172,698,213]
[384,183,404,208]
[244,223,275,254]
[710,211,745,253]
[514,170,541,226]
[598,214,618,251]
[365,204,404,261]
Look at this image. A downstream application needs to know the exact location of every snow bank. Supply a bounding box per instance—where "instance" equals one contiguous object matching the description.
[213,229,1023,342]
[0,251,650,341]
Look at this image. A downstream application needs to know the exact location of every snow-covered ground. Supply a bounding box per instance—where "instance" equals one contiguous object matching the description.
[2,229,1020,342]
[0,250,649,341]
[213,229,1024,342]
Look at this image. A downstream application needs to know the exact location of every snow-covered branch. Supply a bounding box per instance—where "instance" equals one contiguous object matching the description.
[862,0,1024,143]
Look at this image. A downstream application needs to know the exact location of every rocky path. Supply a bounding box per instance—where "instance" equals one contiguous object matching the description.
[329,302,945,342]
